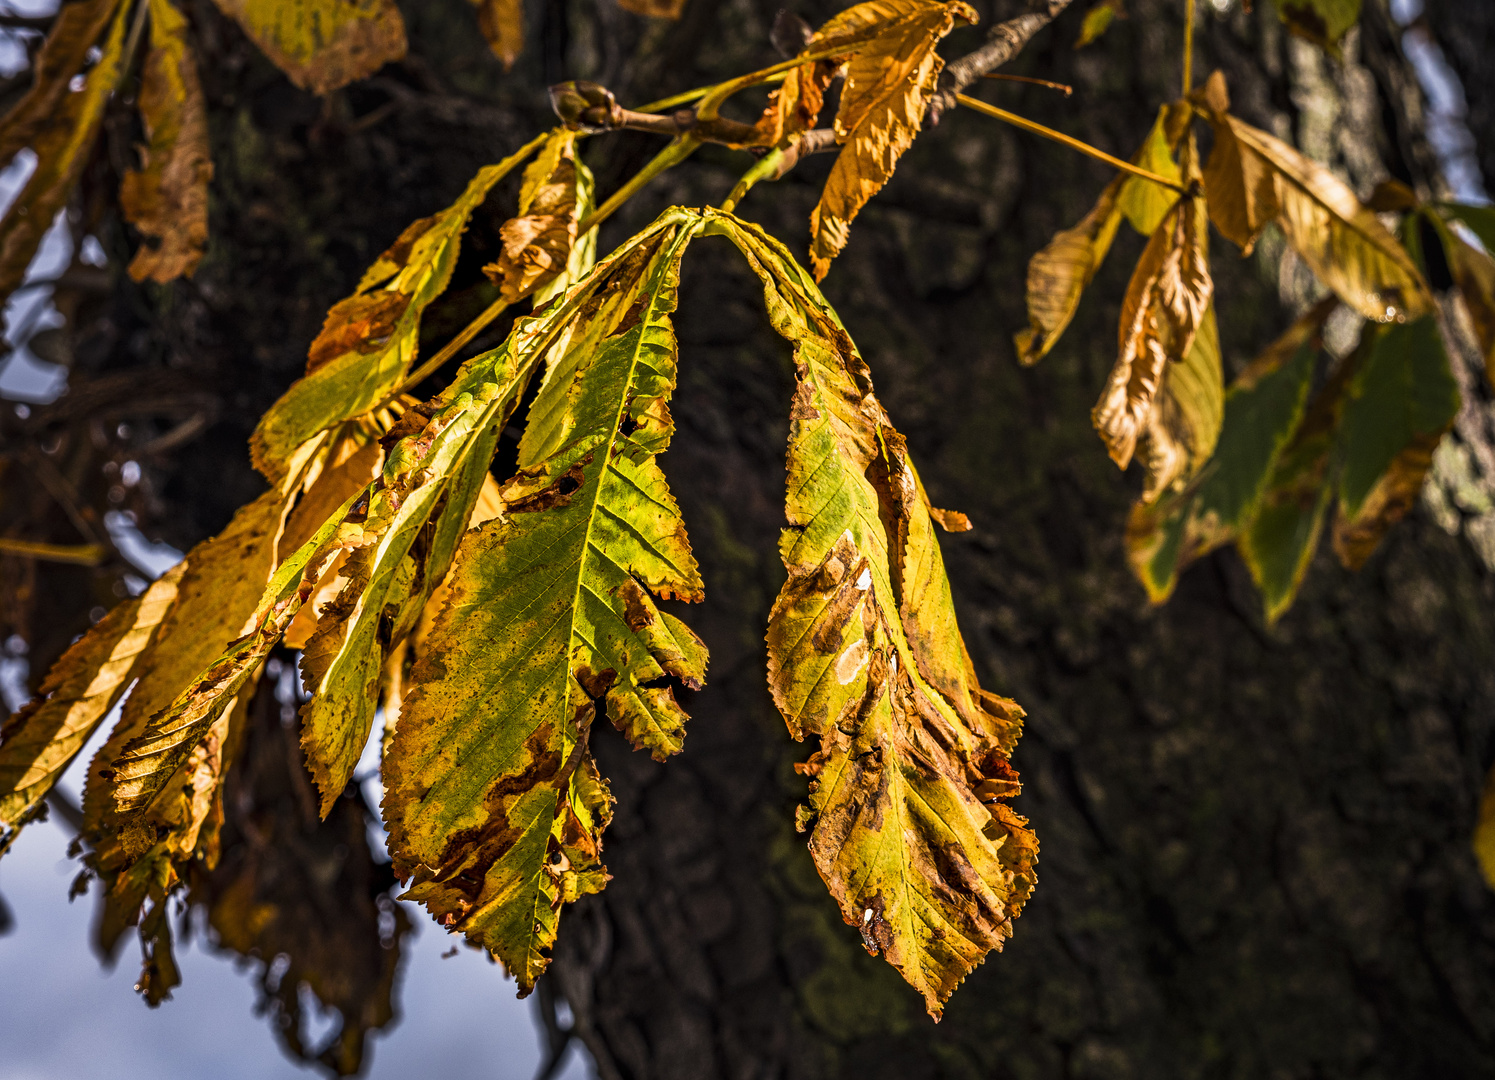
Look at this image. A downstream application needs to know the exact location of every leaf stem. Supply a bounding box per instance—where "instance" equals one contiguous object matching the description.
[955,94,1189,194]
[981,73,1073,96]
[719,147,787,213]
[394,295,511,396]
[634,74,786,115]
[1182,0,1195,96]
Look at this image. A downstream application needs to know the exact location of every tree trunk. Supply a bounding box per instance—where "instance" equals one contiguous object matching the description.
[23,0,1495,1076]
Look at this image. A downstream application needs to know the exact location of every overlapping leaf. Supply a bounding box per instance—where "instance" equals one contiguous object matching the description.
[0,0,128,302]
[484,130,594,306]
[1127,299,1332,602]
[383,211,706,992]
[1429,207,1495,387]
[1135,300,1223,503]
[1197,71,1430,323]
[210,0,407,94]
[121,0,214,283]
[250,133,548,482]
[807,0,977,280]
[1093,137,1213,475]
[709,210,1035,1018]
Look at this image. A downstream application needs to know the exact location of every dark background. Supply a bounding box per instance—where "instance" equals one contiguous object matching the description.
[3,0,1495,1076]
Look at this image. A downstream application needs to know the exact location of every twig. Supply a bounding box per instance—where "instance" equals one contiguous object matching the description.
[0,538,107,565]
[982,72,1073,95]
[929,0,1077,122]
[955,94,1190,193]
[1181,0,1195,95]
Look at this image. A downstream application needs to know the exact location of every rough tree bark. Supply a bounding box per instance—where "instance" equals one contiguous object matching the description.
[12,0,1495,1077]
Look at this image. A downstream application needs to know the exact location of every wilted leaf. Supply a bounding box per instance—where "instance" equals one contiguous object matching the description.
[1127,299,1331,602]
[484,130,593,305]
[1332,315,1459,569]
[1278,0,1360,55]
[1094,139,1213,472]
[711,211,1035,1019]
[1135,300,1223,503]
[807,0,978,280]
[1074,0,1122,48]
[0,0,128,303]
[210,0,407,94]
[1015,175,1124,365]
[1198,71,1431,322]
[616,0,687,17]
[121,0,214,283]
[382,211,704,992]
[250,133,547,482]
[192,677,411,1076]
[0,566,182,854]
[0,0,120,168]
[471,0,523,69]
[1429,208,1495,388]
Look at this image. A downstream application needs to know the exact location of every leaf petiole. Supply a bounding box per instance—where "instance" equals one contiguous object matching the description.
[719,146,787,213]
[956,94,1189,195]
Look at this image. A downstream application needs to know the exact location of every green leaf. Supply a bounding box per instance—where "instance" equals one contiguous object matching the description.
[1437,201,1495,254]
[1278,0,1360,56]
[1118,105,1182,237]
[382,210,706,993]
[1074,0,1121,48]
[1332,314,1459,568]
[1127,299,1329,602]
[708,210,1036,1020]
[208,0,407,94]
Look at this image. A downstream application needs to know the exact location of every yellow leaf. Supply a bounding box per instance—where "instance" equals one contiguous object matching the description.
[1015,175,1124,365]
[1093,138,1213,472]
[807,0,977,280]
[1117,104,1184,237]
[121,0,214,283]
[1198,70,1430,322]
[483,130,593,305]
[250,134,548,482]
[616,0,686,17]
[471,0,523,69]
[711,210,1035,1019]
[0,565,182,855]
[1137,300,1223,503]
[1430,210,1495,389]
[0,0,128,302]
[210,0,407,94]
[0,0,120,168]
[383,212,704,992]
[1074,0,1122,48]
[1278,0,1360,56]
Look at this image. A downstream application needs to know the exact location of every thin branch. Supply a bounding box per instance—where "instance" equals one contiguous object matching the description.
[0,538,107,565]
[928,0,1077,122]
[982,72,1073,95]
[956,94,1190,193]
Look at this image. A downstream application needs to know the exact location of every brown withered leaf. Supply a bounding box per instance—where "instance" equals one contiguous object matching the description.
[210,0,407,95]
[0,566,182,855]
[1136,301,1223,503]
[0,0,120,168]
[1197,70,1430,322]
[712,210,1036,1018]
[121,0,214,283]
[1015,175,1124,365]
[1430,209,1495,387]
[190,677,411,1076]
[808,0,978,280]
[1093,139,1213,472]
[484,130,592,305]
[471,0,523,69]
[0,0,128,303]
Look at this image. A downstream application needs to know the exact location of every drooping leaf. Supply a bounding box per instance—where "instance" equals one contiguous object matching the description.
[807,0,978,280]
[210,0,407,94]
[1437,201,1495,254]
[1015,175,1124,365]
[1197,70,1431,323]
[1074,0,1123,48]
[0,0,128,303]
[710,210,1036,1019]
[0,0,120,168]
[1237,337,1361,623]
[250,133,547,482]
[471,0,523,70]
[1278,0,1360,56]
[382,211,705,993]
[484,129,593,306]
[191,678,411,1076]
[1127,298,1331,602]
[121,0,214,283]
[1093,138,1213,473]
[1429,208,1495,388]
[1332,315,1459,569]
[0,566,182,855]
[616,0,687,18]
[1135,300,1224,503]
[1117,104,1183,237]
